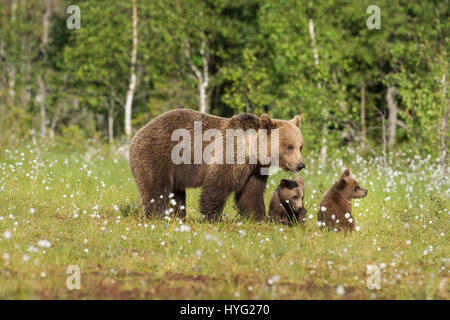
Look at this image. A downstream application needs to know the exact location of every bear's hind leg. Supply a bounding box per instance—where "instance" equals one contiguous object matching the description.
[140,181,170,219]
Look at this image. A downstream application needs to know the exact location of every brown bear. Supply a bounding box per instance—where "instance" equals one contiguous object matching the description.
[317,169,368,231]
[129,108,304,221]
[269,177,307,225]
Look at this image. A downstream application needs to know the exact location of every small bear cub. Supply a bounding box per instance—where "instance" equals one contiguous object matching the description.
[269,177,307,225]
[318,168,368,231]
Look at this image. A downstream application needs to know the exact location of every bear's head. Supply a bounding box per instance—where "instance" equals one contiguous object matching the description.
[259,114,305,172]
[334,169,368,200]
[278,177,306,212]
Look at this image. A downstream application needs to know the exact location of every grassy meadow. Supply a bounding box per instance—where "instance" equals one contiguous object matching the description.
[0,143,448,299]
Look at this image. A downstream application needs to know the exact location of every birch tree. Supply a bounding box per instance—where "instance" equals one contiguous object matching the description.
[124,0,138,139]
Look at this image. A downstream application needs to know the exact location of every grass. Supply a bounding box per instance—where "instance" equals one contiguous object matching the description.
[0,143,448,299]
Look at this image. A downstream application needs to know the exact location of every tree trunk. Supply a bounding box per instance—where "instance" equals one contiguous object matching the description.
[308,4,327,163]
[108,99,114,145]
[199,79,208,114]
[386,85,398,147]
[360,84,366,148]
[36,75,46,138]
[36,0,52,139]
[124,0,138,139]
[440,74,448,172]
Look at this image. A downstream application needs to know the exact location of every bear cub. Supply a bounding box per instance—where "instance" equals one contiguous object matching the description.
[269,177,307,225]
[317,169,368,231]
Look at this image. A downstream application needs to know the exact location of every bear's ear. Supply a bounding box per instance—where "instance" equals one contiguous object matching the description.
[336,178,346,190]
[280,179,290,189]
[290,115,301,128]
[295,176,305,186]
[340,168,350,178]
[260,114,276,129]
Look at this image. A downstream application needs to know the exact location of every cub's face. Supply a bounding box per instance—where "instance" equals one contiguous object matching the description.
[278,177,306,212]
[335,169,368,200]
[260,114,305,173]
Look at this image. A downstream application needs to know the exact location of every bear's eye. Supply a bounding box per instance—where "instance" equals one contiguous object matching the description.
[300,145,303,152]
[354,186,359,191]
[288,145,294,150]
[292,196,298,200]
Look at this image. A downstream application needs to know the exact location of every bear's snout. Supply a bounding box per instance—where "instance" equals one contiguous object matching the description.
[296,163,305,171]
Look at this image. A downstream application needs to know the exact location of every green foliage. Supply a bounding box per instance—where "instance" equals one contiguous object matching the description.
[0,0,448,159]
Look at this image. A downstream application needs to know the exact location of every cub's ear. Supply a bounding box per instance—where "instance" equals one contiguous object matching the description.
[260,114,276,129]
[290,115,301,128]
[336,178,346,190]
[340,168,350,178]
[295,176,305,186]
[280,179,290,189]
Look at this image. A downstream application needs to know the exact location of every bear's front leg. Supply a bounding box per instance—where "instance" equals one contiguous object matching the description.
[199,182,231,222]
[235,174,268,221]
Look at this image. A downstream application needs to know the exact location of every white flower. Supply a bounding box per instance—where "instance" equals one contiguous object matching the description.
[169,193,174,198]
[331,214,336,220]
[150,199,155,203]
[268,275,280,285]
[180,205,185,210]
[170,199,177,206]
[285,200,290,203]
[348,218,353,223]
[320,206,327,212]
[3,231,12,239]
[355,226,360,232]
[336,285,345,295]
[37,239,51,248]
[180,225,191,232]
[344,213,350,219]
[30,208,35,214]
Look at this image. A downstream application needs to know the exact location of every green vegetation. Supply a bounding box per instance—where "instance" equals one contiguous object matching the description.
[0,144,448,299]
[0,0,448,161]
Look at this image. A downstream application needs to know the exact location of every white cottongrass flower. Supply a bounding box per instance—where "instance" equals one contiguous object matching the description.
[38,239,51,248]
[150,199,155,203]
[336,285,345,295]
[331,214,336,220]
[30,208,35,214]
[355,226,361,232]
[344,213,350,219]
[3,231,12,239]
[169,193,174,198]
[180,225,191,232]
[268,275,280,285]
[320,206,327,212]
[170,199,177,206]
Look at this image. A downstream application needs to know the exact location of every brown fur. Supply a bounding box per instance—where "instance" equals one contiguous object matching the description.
[317,169,368,231]
[269,177,307,225]
[129,109,304,221]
